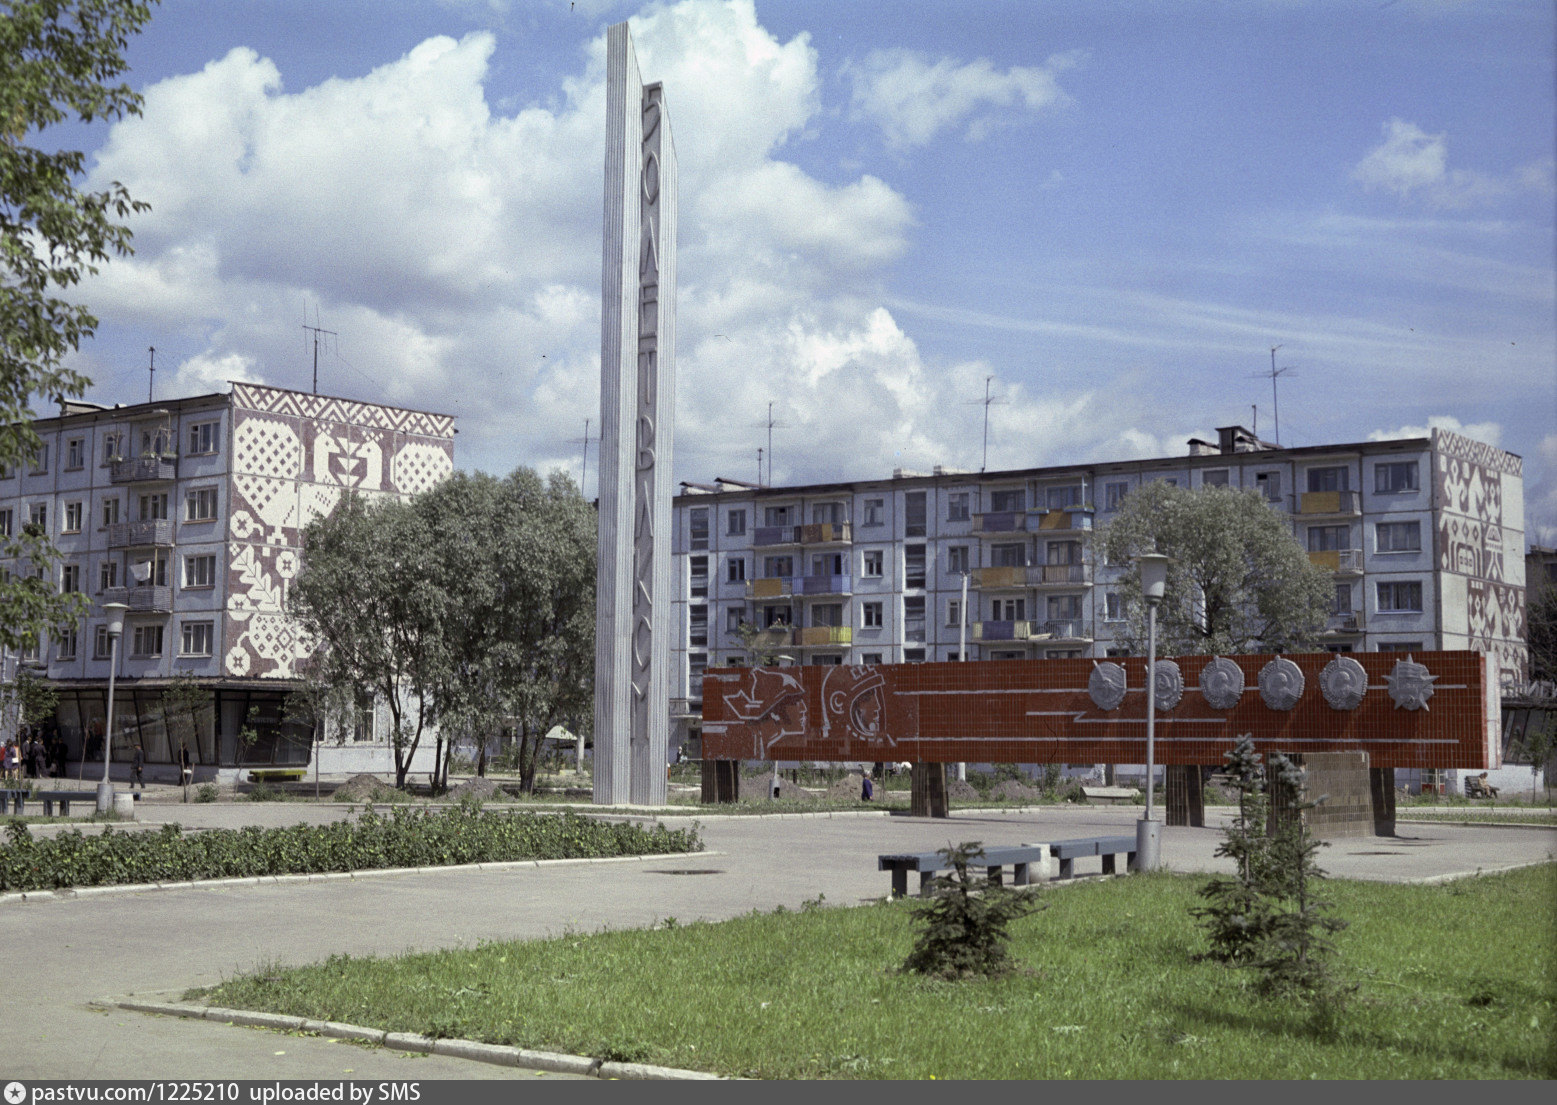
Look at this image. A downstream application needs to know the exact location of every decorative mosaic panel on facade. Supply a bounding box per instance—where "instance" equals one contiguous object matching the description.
[702,651,1499,770]
[1433,428,1527,682]
[224,385,455,679]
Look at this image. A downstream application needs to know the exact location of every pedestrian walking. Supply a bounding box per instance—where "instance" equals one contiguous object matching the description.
[131,744,145,791]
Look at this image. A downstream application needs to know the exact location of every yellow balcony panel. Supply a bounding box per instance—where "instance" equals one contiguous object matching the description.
[747,578,790,599]
[796,626,851,646]
[974,565,1032,589]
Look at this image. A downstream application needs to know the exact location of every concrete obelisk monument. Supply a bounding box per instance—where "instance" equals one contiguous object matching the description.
[595,22,677,806]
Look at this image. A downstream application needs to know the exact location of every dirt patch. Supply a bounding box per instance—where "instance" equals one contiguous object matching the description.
[946,778,980,801]
[739,774,817,802]
[331,774,400,803]
[992,779,1043,803]
[447,776,504,802]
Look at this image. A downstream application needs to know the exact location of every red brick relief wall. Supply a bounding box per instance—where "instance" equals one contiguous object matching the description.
[702,651,1497,770]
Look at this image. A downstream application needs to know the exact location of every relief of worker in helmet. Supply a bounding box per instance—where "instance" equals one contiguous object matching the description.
[726,668,810,758]
[822,665,893,753]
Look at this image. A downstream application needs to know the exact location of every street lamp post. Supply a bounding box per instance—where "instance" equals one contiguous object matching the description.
[96,603,129,814]
[1135,553,1170,871]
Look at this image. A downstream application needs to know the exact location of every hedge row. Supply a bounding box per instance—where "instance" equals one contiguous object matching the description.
[0,805,702,892]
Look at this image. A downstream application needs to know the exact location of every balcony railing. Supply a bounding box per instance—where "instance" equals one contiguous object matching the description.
[106,519,174,548]
[1035,563,1089,585]
[752,525,799,547]
[1307,548,1364,574]
[794,626,851,647]
[1325,612,1364,634]
[972,619,1033,642]
[971,511,1027,535]
[1038,619,1089,641]
[796,573,850,595]
[109,455,177,483]
[102,585,172,613]
[746,577,793,600]
[1299,489,1361,516]
[1035,509,1094,532]
[800,522,850,545]
[973,565,1034,589]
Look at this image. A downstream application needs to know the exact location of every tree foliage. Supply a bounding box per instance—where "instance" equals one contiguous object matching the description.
[901,841,1043,980]
[1192,735,1280,964]
[1,0,155,646]
[1099,483,1332,655]
[289,470,595,792]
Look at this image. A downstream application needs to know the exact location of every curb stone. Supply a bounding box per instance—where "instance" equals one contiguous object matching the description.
[109,1000,727,1080]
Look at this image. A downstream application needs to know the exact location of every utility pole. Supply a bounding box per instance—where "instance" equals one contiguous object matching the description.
[569,418,594,495]
[757,447,763,487]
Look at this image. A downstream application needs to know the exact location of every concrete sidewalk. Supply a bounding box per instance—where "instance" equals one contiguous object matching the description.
[2,803,1551,1080]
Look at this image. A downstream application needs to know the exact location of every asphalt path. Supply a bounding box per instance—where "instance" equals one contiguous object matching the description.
[2,799,1551,1081]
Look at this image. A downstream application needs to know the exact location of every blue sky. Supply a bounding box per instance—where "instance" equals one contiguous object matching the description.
[56,0,1557,542]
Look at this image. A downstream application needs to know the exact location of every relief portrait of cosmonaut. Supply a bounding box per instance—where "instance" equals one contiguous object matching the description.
[821,665,893,753]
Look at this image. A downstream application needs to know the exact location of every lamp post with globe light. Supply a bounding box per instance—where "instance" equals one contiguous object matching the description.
[1135,552,1170,871]
[95,602,129,813]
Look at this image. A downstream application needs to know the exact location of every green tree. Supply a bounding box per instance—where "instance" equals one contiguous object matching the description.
[1099,483,1331,655]
[901,841,1043,980]
[1193,734,1280,963]
[290,493,449,790]
[2,0,155,648]
[1518,580,1556,801]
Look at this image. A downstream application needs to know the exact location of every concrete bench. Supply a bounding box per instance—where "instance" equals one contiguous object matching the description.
[1,789,98,816]
[1049,835,1138,879]
[248,768,306,783]
[878,845,1049,899]
[1080,785,1138,804]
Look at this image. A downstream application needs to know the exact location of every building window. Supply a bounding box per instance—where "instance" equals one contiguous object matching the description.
[1048,649,1083,659]
[1376,581,1423,613]
[688,605,707,648]
[92,625,111,659]
[1377,641,1423,653]
[1307,525,1350,552]
[811,502,846,525]
[0,508,10,537]
[763,505,792,527]
[27,502,46,532]
[1375,521,1421,553]
[1105,592,1123,621]
[991,597,1025,620]
[689,508,709,550]
[688,652,708,683]
[188,422,220,455]
[56,627,77,661]
[726,556,746,583]
[903,597,926,641]
[61,501,82,533]
[1045,485,1082,510]
[989,488,1025,513]
[65,438,85,470]
[860,652,883,665]
[726,508,746,536]
[903,648,926,663]
[139,492,168,521]
[183,554,217,589]
[135,555,168,587]
[991,542,1026,568]
[946,598,962,627]
[904,491,927,537]
[1375,461,1418,494]
[101,497,120,527]
[760,604,791,629]
[946,545,969,574]
[1202,469,1230,487]
[101,432,124,463]
[1307,466,1349,492]
[862,498,884,527]
[60,564,80,594]
[100,560,120,591]
[181,621,215,657]
[904,544,926,588]
[1255,471,1282,502]
[812,603,843,628]
[689,555,708,598]
[185,488,218,521]
[1333,584,1352,615]
[862,601,884,629]
[763,554,793,578]
[947,492,970,522]
[858,549,882,578]
[131,624,164,658]
[29,444,48,474]
[726,608,743,634]
[1046,540,1081,565]
[1047,594,1082,620]
[810,551,845,578]
[1104,481,1128,510]
[140,428,171,455]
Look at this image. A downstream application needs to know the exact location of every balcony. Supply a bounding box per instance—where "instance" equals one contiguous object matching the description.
[103,585,172,613]
[973,565,1035,589]
[1307,548,1364,575]
[1034,508,1094,533]
[799,522,851,545]
[972,619,1034,642]
[1036,619,1090,643]
[971,511,1028,536]
[109,455,177,484]
[106,519,174,548]
[794,626,851,647]
[752,525,800,547]
[1299,490,1361,517]
[795,573,850,596]
[1324,611,1364,635]
[1033,563,1090,588]
[746,577,794,600]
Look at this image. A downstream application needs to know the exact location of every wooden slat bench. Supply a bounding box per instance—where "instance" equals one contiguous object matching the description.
[1,789,98,816]
[1049,835,1138,879]
[878,845,1049,899]
[248,768,306,783]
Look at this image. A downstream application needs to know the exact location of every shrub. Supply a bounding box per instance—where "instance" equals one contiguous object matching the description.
[195,784,219,804]
[901,841,1043,980]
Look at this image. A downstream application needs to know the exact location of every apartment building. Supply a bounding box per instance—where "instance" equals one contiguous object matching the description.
[0,383,454,777]
[670,426,1526,752]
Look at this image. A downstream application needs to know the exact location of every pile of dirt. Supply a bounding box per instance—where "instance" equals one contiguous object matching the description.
[447,776,504,802]
[330,774,400,803]
[825,773,871,800]
[946,778,980,801]
[992,779,1043,804]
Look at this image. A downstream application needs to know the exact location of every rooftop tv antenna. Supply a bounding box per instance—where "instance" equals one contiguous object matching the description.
[753,401,789,486]
[302,308,338,395]
[568,418,594,494]
[1250,347,1295,445]
[147,346,155,403]
[966,375,1008,471]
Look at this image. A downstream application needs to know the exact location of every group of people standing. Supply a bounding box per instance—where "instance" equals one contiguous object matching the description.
[2,729,68,783]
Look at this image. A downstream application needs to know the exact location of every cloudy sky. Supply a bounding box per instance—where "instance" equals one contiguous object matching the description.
[52,0,1557,542]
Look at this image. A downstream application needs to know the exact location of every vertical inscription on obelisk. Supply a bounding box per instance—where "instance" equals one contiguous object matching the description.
[631,85,662,716]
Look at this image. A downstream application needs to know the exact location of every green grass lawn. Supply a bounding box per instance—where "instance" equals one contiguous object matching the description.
[190,865,1555,1079]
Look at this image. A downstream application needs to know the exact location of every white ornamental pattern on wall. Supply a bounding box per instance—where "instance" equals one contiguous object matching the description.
[391,442,453,497]
[232,382,454,439]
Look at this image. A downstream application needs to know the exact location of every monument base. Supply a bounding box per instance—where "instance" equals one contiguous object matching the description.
[1268,751,1374,838]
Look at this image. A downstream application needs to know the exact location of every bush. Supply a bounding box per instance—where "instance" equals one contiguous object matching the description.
[901,841,1043,980]
[194,784,219,804]
[0,807,702,891]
